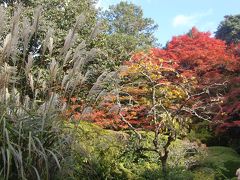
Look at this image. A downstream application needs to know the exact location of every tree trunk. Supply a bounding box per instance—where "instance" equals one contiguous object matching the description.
[161,157,167,178]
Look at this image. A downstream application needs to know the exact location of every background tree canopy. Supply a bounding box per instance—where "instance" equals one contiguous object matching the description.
[99,1,158,69]
[215,14,240,44]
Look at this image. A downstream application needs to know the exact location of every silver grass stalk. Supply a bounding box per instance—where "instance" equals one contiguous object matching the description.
[88,71,108,96]
[11,88,20,106]
[82,106,93,115]
[25,54,33,76]
[72,40,86,62]
[33,89,40,109]
[8,5,21,62]
[50,93,60,108]
[22,17,31,59]
[42,80,47,92]
[0,73,4,88]
[64,81,70,93]
[23,95,30,110]
[95,90,108,102]
[73,13,85,32]
[82,70,91,83]
[30,6,42,37]
[61,29,76,55]
[42,28,54,56]
[2,88,10,103]
[72,57,84,71]
[61,102,67,113]
[28,73,34,92]
[63,50,72,66]
[61,74,69,89]
[49,59,58,83]
[69,73,85,96]
[48,37,54,56]
[0,6,6,34]
[89,21,102,40]
[86,48,99,62]
[36,69,42,82]
[40,92,59,117]
[3,33,12,57]
[0,63,17,88]
[61,14,85,55]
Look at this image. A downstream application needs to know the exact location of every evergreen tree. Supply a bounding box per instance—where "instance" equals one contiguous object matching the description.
[215,14,240,44]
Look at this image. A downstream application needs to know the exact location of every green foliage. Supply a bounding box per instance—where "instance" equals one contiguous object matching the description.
[67,121,127,179]
[199,146,240,179]
[215,14,240,44]
[192,168,215,180]
[188,121,215,144]
[100,1,158,67]
[65,122,208,179]
[103,1,157,41]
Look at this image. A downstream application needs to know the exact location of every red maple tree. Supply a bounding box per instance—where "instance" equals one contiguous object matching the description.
[151,27,240,138]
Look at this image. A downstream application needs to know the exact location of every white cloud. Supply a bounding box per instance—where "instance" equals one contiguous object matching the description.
[172,15,196,27]
[172,9,213,28]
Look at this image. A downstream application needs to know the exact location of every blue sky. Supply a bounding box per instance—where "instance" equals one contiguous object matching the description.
[97,0,240,46]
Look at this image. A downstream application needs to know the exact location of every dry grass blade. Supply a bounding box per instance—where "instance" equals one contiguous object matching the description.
[46,149,61,170]
[28,132,32,159]
[6,149,10,180]
[1,147,6,178]
[32,166,41,180]
[33,137,49,179]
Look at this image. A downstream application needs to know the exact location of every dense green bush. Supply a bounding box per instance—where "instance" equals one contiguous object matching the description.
[200,146,240,179]
[65,122,210,179]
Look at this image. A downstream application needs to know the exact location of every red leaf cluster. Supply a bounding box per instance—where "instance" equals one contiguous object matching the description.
[129,27,240,136]
[64,27,240,137]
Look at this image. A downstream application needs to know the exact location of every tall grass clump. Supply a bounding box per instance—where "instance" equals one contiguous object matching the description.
[0,3,102,179]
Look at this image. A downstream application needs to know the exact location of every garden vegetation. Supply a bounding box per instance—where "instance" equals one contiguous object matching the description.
[0,1,239,179]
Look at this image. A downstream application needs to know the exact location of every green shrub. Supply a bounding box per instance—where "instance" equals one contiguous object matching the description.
[199,146,240,179]
[188,121,214,144]
[192,167,215,180]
